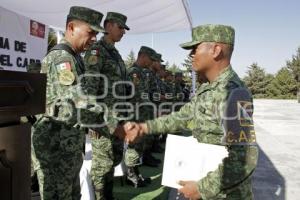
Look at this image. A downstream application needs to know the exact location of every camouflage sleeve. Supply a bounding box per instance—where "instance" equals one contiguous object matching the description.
[197,87,258,199]
[80,47,119,135]
[145,95,196,134]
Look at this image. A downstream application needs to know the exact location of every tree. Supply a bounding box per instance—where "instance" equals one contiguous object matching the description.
[167,63,180,73]
[182,55,192,72]
[125,50,136,68]
[266,67,297,99]
[286,47,300,102]
[164,61,170,69]
[243,63,273,98]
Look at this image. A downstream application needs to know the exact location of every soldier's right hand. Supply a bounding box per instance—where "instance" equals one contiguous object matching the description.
[124,122,148,143]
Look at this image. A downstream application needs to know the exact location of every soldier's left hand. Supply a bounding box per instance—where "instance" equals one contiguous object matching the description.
[178,180,201,200]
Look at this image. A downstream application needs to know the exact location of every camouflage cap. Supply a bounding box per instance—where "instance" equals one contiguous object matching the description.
[68,6,104,33]
[180,24,235,50]
[105,12,130,30]
[139,46,159,61]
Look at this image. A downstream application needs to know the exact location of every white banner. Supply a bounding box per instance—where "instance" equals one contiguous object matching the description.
[0,6,49,72]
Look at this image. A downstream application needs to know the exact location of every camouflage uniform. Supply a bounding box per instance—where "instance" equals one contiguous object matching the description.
[124,46,160,181]
[145,25,258,200]
[83,12,129,200]
[31,7,104,200]
[125,63,152,167]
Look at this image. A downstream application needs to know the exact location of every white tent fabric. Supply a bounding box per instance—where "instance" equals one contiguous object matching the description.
[1,0,192,34]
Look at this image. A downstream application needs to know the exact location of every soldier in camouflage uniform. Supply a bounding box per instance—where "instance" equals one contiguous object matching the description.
[83,12,130,200]
[124,46,160,187]
[140,52,166,164]
[126,24,258,200]
[31,7,105,200]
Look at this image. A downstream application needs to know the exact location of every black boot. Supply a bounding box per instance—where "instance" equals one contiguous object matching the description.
[126,167,147,188]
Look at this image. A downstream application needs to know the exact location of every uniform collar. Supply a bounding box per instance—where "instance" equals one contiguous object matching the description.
[196,65,233,95]
[101,36,116,51]
[208,65,233,88]
[60,38,76,52]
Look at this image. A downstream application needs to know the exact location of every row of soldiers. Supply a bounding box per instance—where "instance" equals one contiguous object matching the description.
[29,6,190,200]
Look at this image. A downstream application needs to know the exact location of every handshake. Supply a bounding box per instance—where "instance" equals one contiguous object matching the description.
[114,122,149,144]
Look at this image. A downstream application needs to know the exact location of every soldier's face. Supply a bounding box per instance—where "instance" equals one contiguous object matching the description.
[72,22,97,52]
[190,42,212,72]
[144,55,153,68]
[107,22,126,42]
[152,61,160,71]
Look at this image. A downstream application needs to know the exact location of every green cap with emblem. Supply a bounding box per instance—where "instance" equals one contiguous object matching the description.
[180,24,235,50]
[139,46,159,61]
[105,12,130,30]
[68,6,104,33]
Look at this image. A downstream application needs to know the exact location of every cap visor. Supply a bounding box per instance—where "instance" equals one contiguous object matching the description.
[124,24,130,30]
[180,41,200,50]
[90,25,105,33]
[121,24,130,30]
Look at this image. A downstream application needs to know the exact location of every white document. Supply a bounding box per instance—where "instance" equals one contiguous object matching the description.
[162,134,228,189]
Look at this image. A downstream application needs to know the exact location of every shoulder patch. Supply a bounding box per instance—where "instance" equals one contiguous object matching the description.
[88,55,98,65]
[56,62,71,71]
[132,73,140,85]
[59,69,75,85]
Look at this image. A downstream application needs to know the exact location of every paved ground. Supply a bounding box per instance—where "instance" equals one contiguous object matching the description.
[252,99,300,200]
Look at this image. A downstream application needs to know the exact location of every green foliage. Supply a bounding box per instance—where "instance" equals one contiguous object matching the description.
[286,47,300,83]
[243,63,273,98]
[266,67,297,99]
[243,50,300,99]
[167,63,180,73]
[182,55,192,72]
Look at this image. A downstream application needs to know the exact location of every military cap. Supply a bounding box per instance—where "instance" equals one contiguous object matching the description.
[180,24,235,50]
[68,6,104,32]
[139,46,159,61]
[105,12,130,30]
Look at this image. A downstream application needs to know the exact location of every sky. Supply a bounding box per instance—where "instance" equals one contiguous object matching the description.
[116,0,300,77]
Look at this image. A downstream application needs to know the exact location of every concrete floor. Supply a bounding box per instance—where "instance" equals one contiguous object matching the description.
[252,99,300,200]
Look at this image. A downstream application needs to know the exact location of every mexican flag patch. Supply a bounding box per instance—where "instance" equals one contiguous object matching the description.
[56,62,71,71]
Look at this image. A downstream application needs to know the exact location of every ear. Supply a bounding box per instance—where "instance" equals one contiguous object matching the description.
[67,21,75,32]
[212,44,222,59]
